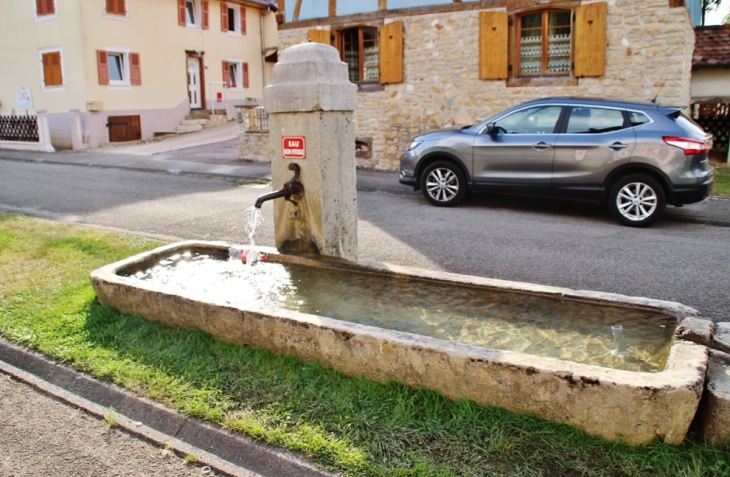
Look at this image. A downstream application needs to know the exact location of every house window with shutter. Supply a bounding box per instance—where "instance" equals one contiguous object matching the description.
[97,50,141,86]
[323,21,402,88]
[479,2,607,85]
[179,0,208,29]
[35,0,56,18]
[221,3,245,35]
[105,0,126,16]
[223,60,249,89]
[340,27,380,83]
[40,49,64,88]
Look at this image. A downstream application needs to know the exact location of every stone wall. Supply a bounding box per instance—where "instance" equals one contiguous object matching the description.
[236,106,274,162]
[278,0,695,170]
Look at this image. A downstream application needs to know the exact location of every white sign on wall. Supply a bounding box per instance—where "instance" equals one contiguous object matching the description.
[15,89,33,111]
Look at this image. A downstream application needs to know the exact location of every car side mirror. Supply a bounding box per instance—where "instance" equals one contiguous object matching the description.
[486,123,497,134]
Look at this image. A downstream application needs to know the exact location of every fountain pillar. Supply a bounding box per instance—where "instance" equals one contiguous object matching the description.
[264,43,358,261]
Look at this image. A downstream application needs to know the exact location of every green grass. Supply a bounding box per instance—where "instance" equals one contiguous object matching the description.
[713,164,730,197]
[0,213,728,476]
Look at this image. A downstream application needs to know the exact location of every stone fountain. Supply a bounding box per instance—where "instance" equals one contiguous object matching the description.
[90,43,726,446]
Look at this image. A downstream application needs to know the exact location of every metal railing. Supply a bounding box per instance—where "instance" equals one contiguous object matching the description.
[0,115,39,142]
[246,106,269,132]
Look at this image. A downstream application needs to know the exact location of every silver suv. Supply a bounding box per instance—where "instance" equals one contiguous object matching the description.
[399,97,714,227]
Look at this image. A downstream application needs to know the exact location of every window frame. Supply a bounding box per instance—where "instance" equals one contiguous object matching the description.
[185,0,200,28]
[515,8,573,78]
[337,26,380,84]
[34,0,57,20]
[97,49,141,86]
[564,106,629,135]
[39,47,65,90]
[223,59,249,89]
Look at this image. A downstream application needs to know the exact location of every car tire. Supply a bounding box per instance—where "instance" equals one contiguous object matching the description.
[420,161,467,207]
[609,174,666,227]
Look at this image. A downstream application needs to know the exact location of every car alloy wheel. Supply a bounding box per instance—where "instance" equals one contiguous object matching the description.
[609,174,666,227]
[420,160,467,207]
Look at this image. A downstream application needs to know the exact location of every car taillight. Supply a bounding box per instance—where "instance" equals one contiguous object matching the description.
[663,136,709,155]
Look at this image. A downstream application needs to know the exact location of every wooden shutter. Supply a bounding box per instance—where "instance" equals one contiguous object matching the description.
[36,0,55,15]
[130,53,141,85]
[308,29,331,45]
[221,2,228,31]
[379,21,403,84]
[222,61,230,87]
[118,0,126,15]
[243,63,249,88]
[574,2,607,77]
[178,0,186,25]
[479,11,508,80]
[241,6,246,34]
[42,52,62,87]
[97,50,109,85]
[202,1,209,29]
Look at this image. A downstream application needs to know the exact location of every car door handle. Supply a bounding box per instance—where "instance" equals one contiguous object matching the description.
[609,142,629,151]
[532,142,552,151]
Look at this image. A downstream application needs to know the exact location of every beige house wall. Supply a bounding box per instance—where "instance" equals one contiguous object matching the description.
[278,0,695,170]
[691,69,730,102]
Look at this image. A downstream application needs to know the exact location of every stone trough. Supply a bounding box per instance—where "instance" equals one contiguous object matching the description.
[90,240,710,446]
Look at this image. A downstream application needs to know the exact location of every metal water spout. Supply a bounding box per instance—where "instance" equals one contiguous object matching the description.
[254,163,305,208]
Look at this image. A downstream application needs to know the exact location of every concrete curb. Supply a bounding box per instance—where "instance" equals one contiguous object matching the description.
[0,338,337,477]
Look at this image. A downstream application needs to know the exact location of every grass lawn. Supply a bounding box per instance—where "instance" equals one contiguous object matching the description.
[0,213,728,476]
[713,163,730,197]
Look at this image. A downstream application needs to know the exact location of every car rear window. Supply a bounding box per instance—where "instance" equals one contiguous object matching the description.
[667,111,707,137]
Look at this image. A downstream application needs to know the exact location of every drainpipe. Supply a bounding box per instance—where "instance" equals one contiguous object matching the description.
[260,2,279,95]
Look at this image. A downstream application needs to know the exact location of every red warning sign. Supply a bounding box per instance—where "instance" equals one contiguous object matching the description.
[282,136,306,159]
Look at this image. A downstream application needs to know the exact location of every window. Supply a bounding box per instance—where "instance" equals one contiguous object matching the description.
[628,111,651,127]
[565,107,625,134]
[40,49,63,88]
[517,10,571,76]
[105,0,126,16]
[311,21,403,86]
[479,3,607,82]
[492,106,562,135]
[221,3,246,35]
[222,60,248,89]
[178,0,208,29]
[341,27,379,82]
[35,0,56,17]
[97,50,141,86]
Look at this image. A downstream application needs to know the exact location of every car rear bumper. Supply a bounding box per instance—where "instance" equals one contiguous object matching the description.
[671,179,713,205]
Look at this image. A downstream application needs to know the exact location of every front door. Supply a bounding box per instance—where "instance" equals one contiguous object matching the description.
[187,57,201,109]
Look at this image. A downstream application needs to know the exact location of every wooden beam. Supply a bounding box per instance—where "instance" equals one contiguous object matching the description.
[293,0,302,22]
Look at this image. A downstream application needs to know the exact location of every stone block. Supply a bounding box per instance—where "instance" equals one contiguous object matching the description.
[701,350,730,447]
[675,317,714,346]
[713,322,730,354]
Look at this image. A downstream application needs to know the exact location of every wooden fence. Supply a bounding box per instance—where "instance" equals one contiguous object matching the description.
[692,102,729,152]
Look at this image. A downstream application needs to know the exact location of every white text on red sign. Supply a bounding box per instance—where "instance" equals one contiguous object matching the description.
[282,137,306,159]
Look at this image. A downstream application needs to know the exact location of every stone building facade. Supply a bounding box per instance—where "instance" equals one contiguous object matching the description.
[273,0,695,170]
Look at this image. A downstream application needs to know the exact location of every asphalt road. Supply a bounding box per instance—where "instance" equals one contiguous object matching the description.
[1,159,728,321]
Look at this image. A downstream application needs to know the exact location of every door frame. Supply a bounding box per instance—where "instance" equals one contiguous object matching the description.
[185,51,205,110]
